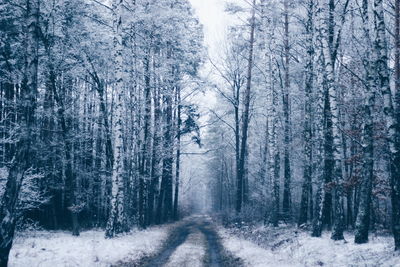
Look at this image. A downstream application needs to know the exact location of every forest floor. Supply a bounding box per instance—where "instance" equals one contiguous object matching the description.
[8,215,400,266]
[217,221,400,267]
[8,223,174,267]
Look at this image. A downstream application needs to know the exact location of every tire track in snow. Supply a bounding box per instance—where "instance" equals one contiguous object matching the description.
[139,215,243,267]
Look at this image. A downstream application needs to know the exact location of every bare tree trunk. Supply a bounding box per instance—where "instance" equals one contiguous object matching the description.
[373,0,400,250]
[267,54,280,227]
[0,0,39,265]
[161,87,174,222]
[149,79,161,225]
[139,48,152,228]
[105,0,128,238]
[317,0,345,240]
[395,0,400,249]
[282,0,292,219]
[299,0,314,226]
[236,0,256,213]
[354,0,375,244]
[312,7,328,236]
[173,86,181,221]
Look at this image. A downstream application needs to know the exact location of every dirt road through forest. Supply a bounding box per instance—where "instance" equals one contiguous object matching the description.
[139,215,242,267]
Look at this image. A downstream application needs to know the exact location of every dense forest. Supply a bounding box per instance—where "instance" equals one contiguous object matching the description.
[0,0,204,264]
[207,0,399,252]
[0,0,399,266]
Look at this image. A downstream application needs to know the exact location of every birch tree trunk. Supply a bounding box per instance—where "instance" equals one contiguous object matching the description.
[354,0,375,244]
[299,0,314,226]
[317,0,345,240]
[105,0,128,238]
[373,0,400,250]
[311,13,328,236]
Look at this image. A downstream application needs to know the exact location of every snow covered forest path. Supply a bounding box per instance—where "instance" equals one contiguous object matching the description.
[130,216,242,267]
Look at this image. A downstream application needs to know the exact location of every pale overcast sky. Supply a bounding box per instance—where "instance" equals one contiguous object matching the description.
[189,0,234,59]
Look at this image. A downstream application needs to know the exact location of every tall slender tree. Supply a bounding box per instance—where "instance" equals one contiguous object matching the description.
[299,0,314,226]
[105,0,128,238]
[354,0,376,244]
[236,0,256,213]
[282,0,292,219]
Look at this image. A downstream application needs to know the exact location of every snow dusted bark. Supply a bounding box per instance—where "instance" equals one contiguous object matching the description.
[105,0,128,238]
[318,0,345,241]
[312,14,327,237]
[299,0,314,226]
[373,0,400,250]
[282,0,292,219]
[149,78,162,225]
[266,53,280,226]
[395,0,400,249]
[236,0,256,213]
[354,0,375,244]
[160,81,174,223]
[0,0,40,265]
[173,86,182,221]
[396,0,400,104]
[139,48,152,228]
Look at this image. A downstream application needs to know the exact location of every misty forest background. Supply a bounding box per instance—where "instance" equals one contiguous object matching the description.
[0,0,400,265]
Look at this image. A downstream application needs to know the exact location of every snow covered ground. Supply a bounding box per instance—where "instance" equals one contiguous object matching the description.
[9,224,173,267]
[219,225,400,267]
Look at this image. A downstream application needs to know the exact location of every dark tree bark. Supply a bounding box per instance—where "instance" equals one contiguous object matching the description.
[299,0,314,227]
[161,88,174,222]
[373,0,400,251]
[149,78,161,225]
[0,0,40,265]
[236,0,256,213]
[173,86,181,221]
[394,0,400,251]
[139,48,152,228]
[282,0,292,219]
[354,0,375,244]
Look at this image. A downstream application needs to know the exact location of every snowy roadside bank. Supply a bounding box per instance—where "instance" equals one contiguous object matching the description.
[218,225,400,267]
[8,224,173,267]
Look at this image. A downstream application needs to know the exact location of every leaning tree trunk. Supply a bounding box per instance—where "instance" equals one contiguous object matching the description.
[105,0,128,238]
[0,0,39,265]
